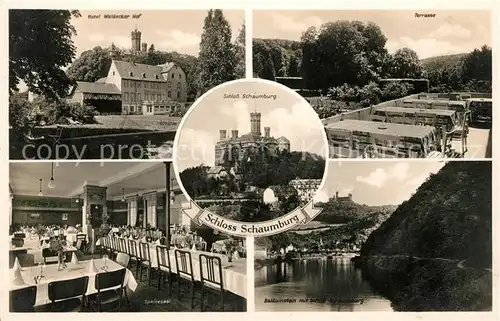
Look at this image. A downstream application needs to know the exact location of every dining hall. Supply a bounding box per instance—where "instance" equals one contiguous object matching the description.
[8,161,247,312]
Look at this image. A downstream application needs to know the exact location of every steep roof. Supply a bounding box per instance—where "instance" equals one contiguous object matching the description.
[112,60,169,82]
[157,62,175,73]
[96,77,107,83]
[75,81,121,95]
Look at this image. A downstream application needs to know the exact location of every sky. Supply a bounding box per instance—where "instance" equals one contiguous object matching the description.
[253,10,491,59]
[174,81,328,172]
[314,160,446,206]
[73,10,244,57]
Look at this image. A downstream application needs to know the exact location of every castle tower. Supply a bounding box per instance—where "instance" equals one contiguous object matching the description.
[250,112,262,136]
[142,43,148,52]
[219,130,227,140]
[131,28,141,51]
[264,127,270,138]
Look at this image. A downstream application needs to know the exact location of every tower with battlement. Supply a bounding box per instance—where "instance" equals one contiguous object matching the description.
[131,28,141,51]
[250,112,262,136]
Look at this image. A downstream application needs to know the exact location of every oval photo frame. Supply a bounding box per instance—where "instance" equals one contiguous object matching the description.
[172,78,329,237]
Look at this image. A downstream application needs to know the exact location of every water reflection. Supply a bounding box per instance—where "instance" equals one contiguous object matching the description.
[255,257,393,311]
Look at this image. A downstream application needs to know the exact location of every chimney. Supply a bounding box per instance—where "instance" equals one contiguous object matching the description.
[264,127,270,138]
[219,130,227,140]
[335,191,339,199]
[231,130,239,139]
[142,43,147,52]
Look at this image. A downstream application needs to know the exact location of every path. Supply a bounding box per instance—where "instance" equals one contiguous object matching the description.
[367,255,491,272]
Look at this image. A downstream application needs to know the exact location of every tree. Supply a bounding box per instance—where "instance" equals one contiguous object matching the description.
[234,24,245,79]
[197,9,236,96]
[389,48,425,78]
[66,46,112,82]
[9,10,81,100]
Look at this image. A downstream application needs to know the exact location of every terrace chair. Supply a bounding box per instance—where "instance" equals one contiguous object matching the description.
[10,286,37,312]
[47,276,89,312]
[92,268,127,312]
[138,242,152,285]
[156,245,172,293]
[199,254,225,312]
[174,249,196,309]
[127,239,140,275]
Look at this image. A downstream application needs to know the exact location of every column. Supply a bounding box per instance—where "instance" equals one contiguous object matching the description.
[144,193,157,228]
[82,184,107,254]
[129,197,137,226]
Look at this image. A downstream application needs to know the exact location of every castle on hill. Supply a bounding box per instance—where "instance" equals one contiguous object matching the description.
[214,111,290,166]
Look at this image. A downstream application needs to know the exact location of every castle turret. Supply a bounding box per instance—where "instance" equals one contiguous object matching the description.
[231,130,239,139]
[348,193,352,200]
[219,130,227,140]
[335,191,339,199]
[131,28,141,51]
[264,127,270,138]
[250,112,262,136]
[142,43,148,52]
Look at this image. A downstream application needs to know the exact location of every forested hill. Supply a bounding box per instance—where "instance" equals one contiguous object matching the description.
[361,161,492,268]
[420,53,467,70]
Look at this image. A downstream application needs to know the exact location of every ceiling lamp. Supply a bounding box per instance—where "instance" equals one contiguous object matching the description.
[121,188,126,202]
[48,163,56,189]
[38,179,43,196]
[75,194,80,203]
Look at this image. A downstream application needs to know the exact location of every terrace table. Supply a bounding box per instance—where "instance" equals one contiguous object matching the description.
[9,258,137,307]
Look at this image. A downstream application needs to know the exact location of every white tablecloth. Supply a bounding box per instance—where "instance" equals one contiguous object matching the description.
[148,246,246,298]
[10,259,137,307]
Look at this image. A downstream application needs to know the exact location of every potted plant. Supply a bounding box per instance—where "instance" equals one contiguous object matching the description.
[223,238,240,262]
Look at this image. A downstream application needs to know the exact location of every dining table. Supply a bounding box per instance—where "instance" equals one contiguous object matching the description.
[9,258,138,307]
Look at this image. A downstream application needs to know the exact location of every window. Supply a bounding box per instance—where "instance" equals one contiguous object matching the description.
[137,82,141,88]
[168,81,171,88]
[171,73,174,79]
[130,106,135,112]
[148,106,153,113]
[155,75,159,79]
[177,92,180,99]
[179,74,182,79]
[137,93,141,101]
[112,71,115,76]
[177,82,181,89]
[129,72,133,77]
[157,94,161,101]
[168,91,171,98]
[142,72,146,78]
[124,93,129,101]
[137,106,142,113]
[131,93,136,102]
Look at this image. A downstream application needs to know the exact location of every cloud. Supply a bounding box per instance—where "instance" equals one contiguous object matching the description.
[86,34,129,50]
[155,30,200,54]
[176,128,216,171]
[313,189,329,203]
[272,13,322,32]
[386,36,471,59]
[356,162,409,188]
[429,23,473,41]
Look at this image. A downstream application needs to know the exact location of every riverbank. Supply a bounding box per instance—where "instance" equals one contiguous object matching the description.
[353,255,492,311]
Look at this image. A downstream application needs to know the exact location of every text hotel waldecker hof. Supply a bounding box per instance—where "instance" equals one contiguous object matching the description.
[182,201,321,236]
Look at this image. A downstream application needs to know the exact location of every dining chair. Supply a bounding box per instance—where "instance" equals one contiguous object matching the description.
[42,248,58,264]
[138,242,152,285]
[116,253,130,269]
[76,234,87,252]
[174,249,196,309]
[199,241,207,252]
[156,245,172,293]
[93,268,127,312]
[10,286,37,312]
[127,239,139,275]
[119,238,128,254]
[47,276,89,312]
[199,253,225,311]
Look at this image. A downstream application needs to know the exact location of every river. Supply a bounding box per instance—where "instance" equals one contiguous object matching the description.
[255,257,394,312]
